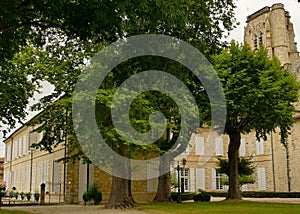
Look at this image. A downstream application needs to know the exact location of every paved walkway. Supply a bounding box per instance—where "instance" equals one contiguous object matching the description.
[3,205,150,214]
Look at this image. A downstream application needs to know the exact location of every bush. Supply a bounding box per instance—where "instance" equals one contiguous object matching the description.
[193,192,211,202]
[206,191,300,198]
[171,192,196,201]
[82,184,102,205]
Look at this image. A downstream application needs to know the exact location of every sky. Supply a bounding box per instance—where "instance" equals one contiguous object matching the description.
[1,0,300,157]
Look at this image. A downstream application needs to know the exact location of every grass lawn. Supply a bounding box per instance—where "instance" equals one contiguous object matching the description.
[0,210,30,214]
[137,201,300,214]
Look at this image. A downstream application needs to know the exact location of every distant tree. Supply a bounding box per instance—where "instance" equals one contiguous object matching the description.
[212,41,299,200]
[217,157,255,189]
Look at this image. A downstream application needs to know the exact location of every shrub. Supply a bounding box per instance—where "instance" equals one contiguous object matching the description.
[171,192,196,201]
[25,192,32,201]
[34,192,40,202]
[20,192,25,200]
[193,192,211,202]
[82,184,102,206]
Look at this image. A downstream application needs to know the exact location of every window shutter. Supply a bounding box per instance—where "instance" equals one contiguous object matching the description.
[195,136,205,155]
[239,138,246,157]
[257,168,266,190]
[27,165,31,191]
[190,168,195,192]
[19,137,22,157]
[32,164,37,190]
[195,168,205,191]
[39,164,43,184]
[29,132,37,151]
[184,144,190,155]
[211,169,216,190]
[23,135,27,155]
[52,161,60,192]
[215,137,224,156]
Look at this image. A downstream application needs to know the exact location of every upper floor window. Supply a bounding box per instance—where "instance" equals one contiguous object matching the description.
[256,138,264,155]
[215,137,224,156]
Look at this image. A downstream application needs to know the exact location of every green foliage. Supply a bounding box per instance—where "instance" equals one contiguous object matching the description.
[20,192,25,200]
[193,191,211,202]
[212,41,299,143]
[217,157,255,187]
[212,41,299,198]
[25,192,32,201]
[171,192,196,201]
[208,191,300,198]
[217,157,255,177]
[82,184,102,205]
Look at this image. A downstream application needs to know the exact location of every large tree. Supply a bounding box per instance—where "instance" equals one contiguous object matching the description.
[4,0,237,208]
[212,41,299,200]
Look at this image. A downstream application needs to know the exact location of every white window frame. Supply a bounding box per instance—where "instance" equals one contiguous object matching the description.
[180,168,189,192]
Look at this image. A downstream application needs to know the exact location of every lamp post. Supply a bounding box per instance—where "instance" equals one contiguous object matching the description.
[177,158,187,203]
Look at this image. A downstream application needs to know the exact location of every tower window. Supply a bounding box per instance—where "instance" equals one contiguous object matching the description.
[254,35,258,50]
[259,32,263,45]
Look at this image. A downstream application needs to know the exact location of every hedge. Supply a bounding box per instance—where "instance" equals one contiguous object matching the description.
[171,192,196,201]
[207,191,300,198]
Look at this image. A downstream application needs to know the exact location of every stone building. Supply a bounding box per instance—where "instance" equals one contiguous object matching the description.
[244,3,299,67]
[172,3,300,194]
[3,3,300,203]
[3,122,157,203]
[0,157,4,187]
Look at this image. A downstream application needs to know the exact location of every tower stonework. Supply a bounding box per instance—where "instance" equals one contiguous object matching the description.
[244,3,299,68]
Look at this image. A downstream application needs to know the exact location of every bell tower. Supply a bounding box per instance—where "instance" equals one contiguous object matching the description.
[244,3,299,68]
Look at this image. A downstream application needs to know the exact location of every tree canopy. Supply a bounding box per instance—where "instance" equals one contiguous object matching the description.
[212,41,299,200]
[0,0,237,134]
[2,0,238,208]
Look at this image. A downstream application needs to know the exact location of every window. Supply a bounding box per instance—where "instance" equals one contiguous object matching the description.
[212,169,227,190]
[239,138,246,157]
[215,137,224,156]
[254,35,258,50]
[195,136,205,155]
[180,168,189,192]
[257,168,266,190]
[256,138,264,155]
[259,32,263,45]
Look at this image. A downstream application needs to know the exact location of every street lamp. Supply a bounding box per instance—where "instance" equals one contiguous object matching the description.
[177,158,187,203]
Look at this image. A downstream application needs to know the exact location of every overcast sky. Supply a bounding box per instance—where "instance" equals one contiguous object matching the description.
[1,0,300,157]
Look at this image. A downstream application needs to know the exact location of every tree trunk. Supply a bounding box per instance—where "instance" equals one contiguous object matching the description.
[154,154,172,202]
[226,129,242,200]
[106,148,134,208]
